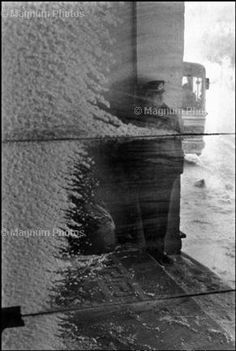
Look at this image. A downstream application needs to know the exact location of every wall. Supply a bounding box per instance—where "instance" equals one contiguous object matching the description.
[107,2,185,117]
[2,4,185,346]
[105,2,137,119]
[136,2,185,109]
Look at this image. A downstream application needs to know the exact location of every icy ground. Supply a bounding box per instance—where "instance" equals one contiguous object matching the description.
[181,134,235,288]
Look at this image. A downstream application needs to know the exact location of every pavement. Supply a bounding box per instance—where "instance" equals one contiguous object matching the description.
[55,247,235,350]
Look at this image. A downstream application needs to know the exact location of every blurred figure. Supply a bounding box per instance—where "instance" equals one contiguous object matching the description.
[117,81,184,265]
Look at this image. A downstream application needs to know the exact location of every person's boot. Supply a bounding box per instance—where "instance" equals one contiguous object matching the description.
[146,239,174,265]
[156,252,174,265]
[148,249,174,265]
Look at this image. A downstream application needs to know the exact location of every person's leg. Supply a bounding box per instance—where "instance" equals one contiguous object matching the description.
[139,172,175,264]
[140,192,171,248]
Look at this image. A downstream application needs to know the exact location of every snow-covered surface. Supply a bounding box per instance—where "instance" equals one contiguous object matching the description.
[2,140,84,350]
[181,134,235,288]
[183,2,235,290]
[2,1,175,141]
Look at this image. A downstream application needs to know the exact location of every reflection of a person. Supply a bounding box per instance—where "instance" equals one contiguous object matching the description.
[182,82,196,109]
